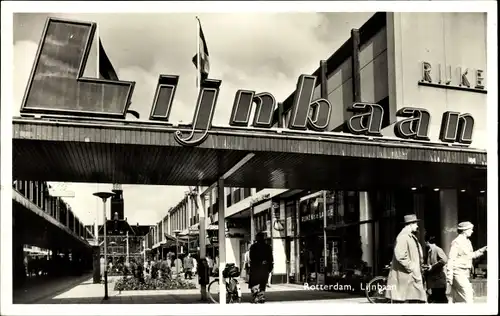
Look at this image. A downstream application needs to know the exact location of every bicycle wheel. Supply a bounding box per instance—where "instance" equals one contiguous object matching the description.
[207,278,220,304]
[365,276,390,303]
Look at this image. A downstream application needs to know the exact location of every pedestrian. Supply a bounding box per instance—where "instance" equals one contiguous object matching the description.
[385,214,427,303]
[213,255,219,276]
[192,254,198,276]
[267,261,273,287]
[425,235,448,303]
[166,255,172,272]
[184,253,194,280]
[446,221,487,303]
[206,255,214,275]
[99,255,106,282]
[249,232,274,304]
[243,244,251,283]
[174,256,183,276]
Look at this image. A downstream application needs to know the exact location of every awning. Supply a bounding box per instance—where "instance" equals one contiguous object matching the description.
[13,118,486,190]
[253,200,272,215]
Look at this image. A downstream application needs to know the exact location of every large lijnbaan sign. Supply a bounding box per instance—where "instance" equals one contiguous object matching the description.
[21,18,475,147]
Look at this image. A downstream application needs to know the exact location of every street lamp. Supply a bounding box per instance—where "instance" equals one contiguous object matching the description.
[173,229,181,275]
[93,191,115,300]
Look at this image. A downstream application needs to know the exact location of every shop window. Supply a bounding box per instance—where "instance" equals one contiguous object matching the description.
[458,191,487,251]
[243,188,251,199]
[285,201,296,237]
[423,190,441,245]
[325,190,361,227]
[254,210,271,237]
[233,189,242,204]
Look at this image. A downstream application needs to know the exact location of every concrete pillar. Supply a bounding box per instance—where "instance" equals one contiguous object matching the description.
[56,198,60,222]
[217,178,227,305]
[66,205,70,227]
[12,224,26,288]
[440,189,458,255]
[250,206,255,242]
[413,192,426,249]
[271,200,287,284]
[359,192,374,271]
[295,199,301,282]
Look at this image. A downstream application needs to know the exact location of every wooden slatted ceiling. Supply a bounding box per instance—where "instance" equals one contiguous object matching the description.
[13,118,487,189]
[225,153,487,191]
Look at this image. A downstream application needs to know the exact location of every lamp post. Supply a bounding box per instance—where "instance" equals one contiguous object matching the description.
[173,229,181,275]
[93,191,115,300]
[125,231,130,264]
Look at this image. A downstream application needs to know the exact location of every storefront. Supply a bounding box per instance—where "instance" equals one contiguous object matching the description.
[276,188,488,288]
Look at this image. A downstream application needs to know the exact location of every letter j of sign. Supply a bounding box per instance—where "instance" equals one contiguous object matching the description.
[173,79,222,146]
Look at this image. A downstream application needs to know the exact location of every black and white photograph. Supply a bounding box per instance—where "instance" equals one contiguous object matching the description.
[0,1,497,315]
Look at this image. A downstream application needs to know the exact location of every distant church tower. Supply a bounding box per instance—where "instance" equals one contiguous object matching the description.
[111,184,124,220]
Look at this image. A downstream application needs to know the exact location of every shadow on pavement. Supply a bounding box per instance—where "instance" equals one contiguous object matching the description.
[42,290,364,304]
[13,273,93,304]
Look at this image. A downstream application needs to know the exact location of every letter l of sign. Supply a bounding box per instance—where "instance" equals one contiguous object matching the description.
[21,18,135,118]
[174,79,222,146]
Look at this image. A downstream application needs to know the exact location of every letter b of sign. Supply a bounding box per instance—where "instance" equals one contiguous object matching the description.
[20,18,134,118]
[287,75,332,131]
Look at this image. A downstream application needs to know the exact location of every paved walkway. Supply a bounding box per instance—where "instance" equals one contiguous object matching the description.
[13,273,94,304]
[26,276,487,304]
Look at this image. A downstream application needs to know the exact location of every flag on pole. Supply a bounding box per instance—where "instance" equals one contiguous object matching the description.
[98,38,136,112]
[99,39,119,81]
[192,18,210,83]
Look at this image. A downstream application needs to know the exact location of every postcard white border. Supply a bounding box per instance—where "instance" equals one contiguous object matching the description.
[1,1,497,315]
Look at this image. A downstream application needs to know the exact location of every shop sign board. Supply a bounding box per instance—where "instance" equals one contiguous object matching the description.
[419,61,486,93]
[21,18,476,149]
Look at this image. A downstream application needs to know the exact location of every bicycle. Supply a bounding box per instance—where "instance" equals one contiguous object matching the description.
[207,264,242,304]
[365,264,391,303]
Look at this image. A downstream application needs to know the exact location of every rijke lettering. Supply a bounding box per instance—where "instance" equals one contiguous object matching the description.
[20,18,475,148]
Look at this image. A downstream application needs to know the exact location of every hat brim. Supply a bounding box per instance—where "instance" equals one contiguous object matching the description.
[402,219,420,224]
[458,225,474,231]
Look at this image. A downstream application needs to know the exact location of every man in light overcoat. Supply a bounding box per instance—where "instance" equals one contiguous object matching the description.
[385,214,427,303]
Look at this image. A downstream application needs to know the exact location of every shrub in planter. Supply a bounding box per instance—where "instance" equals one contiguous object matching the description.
[159,261,172,280]
[114,275,197,291]
[150,262,159,279]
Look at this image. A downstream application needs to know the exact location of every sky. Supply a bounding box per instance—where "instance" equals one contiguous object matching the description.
[13,12,374,226]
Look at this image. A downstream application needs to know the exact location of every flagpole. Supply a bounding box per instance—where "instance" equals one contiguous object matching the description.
[196,16,201,94]
[96,25,100,79]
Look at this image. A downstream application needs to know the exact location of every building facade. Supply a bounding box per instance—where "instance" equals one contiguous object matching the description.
[145,12,488,289]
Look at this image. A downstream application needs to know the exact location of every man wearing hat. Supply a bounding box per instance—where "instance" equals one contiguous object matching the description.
[446,221,487,303]
[385,214,428,303]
